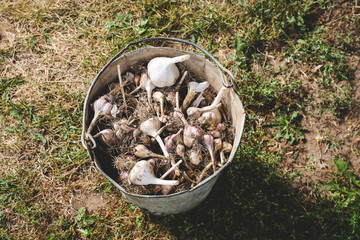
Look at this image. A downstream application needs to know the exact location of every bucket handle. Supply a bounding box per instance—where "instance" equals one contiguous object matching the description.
[108,37,237,90]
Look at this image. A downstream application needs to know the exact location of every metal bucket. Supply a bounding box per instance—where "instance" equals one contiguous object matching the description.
[81,38,246,215]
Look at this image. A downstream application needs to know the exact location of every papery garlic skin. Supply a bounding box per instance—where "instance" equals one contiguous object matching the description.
[147,55,190,88]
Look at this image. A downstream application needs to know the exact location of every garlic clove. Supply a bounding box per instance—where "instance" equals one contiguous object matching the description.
[147,54,190,88]
[128,160,179,186]
[153,91,165,117]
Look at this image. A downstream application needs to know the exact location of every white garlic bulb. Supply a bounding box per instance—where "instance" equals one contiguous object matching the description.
[147,54,190,88]
[128,160,179,186]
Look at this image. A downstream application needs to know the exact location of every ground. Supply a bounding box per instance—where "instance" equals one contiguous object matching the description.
[0,0,359,239]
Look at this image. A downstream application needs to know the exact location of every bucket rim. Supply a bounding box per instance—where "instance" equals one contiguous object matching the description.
[82,43,246,199]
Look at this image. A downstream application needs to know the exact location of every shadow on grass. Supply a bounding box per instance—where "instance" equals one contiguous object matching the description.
[148,154,323,240]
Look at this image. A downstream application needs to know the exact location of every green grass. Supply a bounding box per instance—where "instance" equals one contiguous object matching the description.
[1,0,359,239]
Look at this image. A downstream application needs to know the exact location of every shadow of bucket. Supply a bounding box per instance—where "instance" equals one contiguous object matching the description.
[81,38,246,215]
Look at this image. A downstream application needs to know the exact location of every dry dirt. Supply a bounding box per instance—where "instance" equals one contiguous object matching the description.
[272,2,360,197]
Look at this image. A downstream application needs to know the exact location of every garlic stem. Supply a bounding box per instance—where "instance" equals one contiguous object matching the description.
[129,73,155,105]
[191,94,205,108]
[204,134,216,172]
[182,81,209,111]
[197,162,213,184]
[174,70,188,91]
[210,86,229,107]
[186,103,221,118]
[117,65,127,110]
[160,159,183,180]
[175,91,180,110]
[220,142,232,165]
[140,117,170,158]
[154,135,170,158]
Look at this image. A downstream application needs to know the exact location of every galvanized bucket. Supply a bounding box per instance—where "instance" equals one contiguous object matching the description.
[81,37,246,215]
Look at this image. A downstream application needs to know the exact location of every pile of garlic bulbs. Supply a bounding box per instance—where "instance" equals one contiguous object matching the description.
[85,54,234,195]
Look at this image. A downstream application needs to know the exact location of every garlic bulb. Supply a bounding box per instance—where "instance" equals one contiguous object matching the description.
[186,103,221,118]
[128,160,179,186]
[130,73,155,104]
[203,134,216,172]
[188,87,229,127]
[184,125,202,148]
[165,129,183,151]
[93,128,117,146]
[188,149,202,165]
[214,139,223,154]
[113,119,136,139]
[140,117,170,158]
[147,54,190,88]
[134,144,167,159]
[86,95,117,137]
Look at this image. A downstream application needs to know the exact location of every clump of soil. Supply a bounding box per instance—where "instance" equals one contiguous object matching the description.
[85,59,235,195]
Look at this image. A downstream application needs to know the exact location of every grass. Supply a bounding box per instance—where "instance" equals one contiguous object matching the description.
[1,0,360,239]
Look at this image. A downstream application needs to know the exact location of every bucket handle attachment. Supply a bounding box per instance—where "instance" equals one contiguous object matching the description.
[108,37,237,90]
